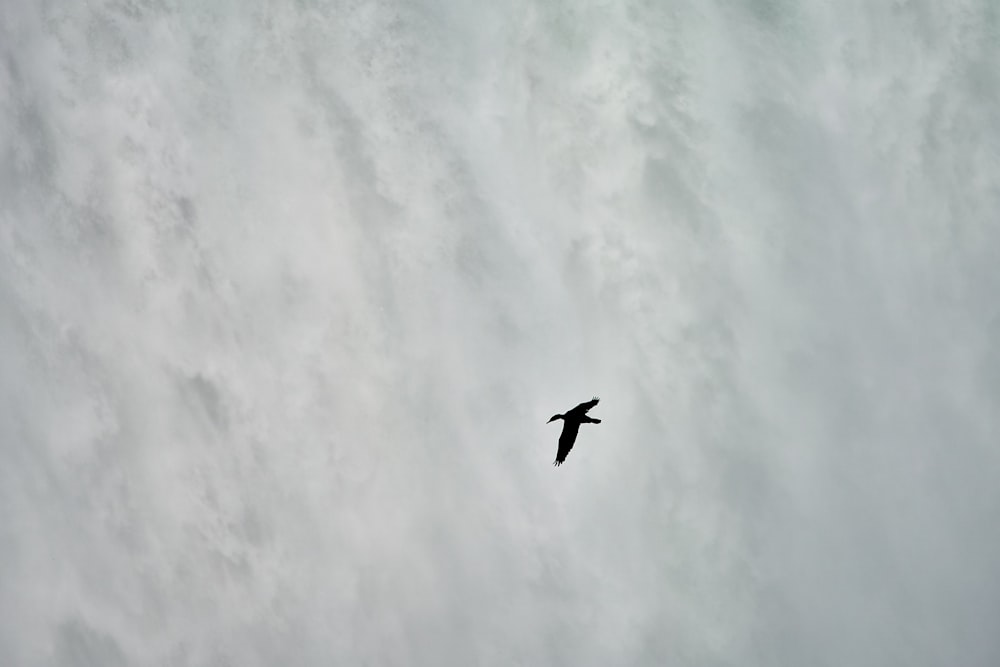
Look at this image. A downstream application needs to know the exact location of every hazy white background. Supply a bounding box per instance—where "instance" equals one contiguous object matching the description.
[2,1,998,665]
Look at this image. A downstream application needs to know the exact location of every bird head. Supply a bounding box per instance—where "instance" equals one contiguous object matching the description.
[547,414,563,423]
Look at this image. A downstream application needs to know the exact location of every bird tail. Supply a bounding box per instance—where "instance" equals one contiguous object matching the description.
[588,418,602,424]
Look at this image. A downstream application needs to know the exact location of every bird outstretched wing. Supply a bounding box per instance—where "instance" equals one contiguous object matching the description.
[554,421,580,466]
[574,396,600,414]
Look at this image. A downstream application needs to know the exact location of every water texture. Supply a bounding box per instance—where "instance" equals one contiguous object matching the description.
[2,1,998,665]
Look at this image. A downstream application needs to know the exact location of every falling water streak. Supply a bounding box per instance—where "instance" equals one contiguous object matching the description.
[1,1,998,665]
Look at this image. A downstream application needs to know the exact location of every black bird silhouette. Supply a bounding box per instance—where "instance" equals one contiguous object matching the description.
[547,397,601,466]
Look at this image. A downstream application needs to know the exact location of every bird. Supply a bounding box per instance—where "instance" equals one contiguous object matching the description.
[547,397,601,466]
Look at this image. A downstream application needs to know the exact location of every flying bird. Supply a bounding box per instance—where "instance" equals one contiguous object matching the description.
[547,397,601,466]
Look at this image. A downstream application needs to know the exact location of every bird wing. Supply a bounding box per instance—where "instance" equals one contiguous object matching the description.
[573,396,600,414]
[555,420,580,465]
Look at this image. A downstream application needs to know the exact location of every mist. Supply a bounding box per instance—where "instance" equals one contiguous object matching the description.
[2,1,998,665]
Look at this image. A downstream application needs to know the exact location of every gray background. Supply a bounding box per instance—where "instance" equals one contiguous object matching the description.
[2,1,998,665]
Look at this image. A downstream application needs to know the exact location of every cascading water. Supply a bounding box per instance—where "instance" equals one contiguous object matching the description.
[2,1,998,665]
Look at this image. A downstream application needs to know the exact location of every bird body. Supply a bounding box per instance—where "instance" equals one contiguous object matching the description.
[547,397,601,466]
